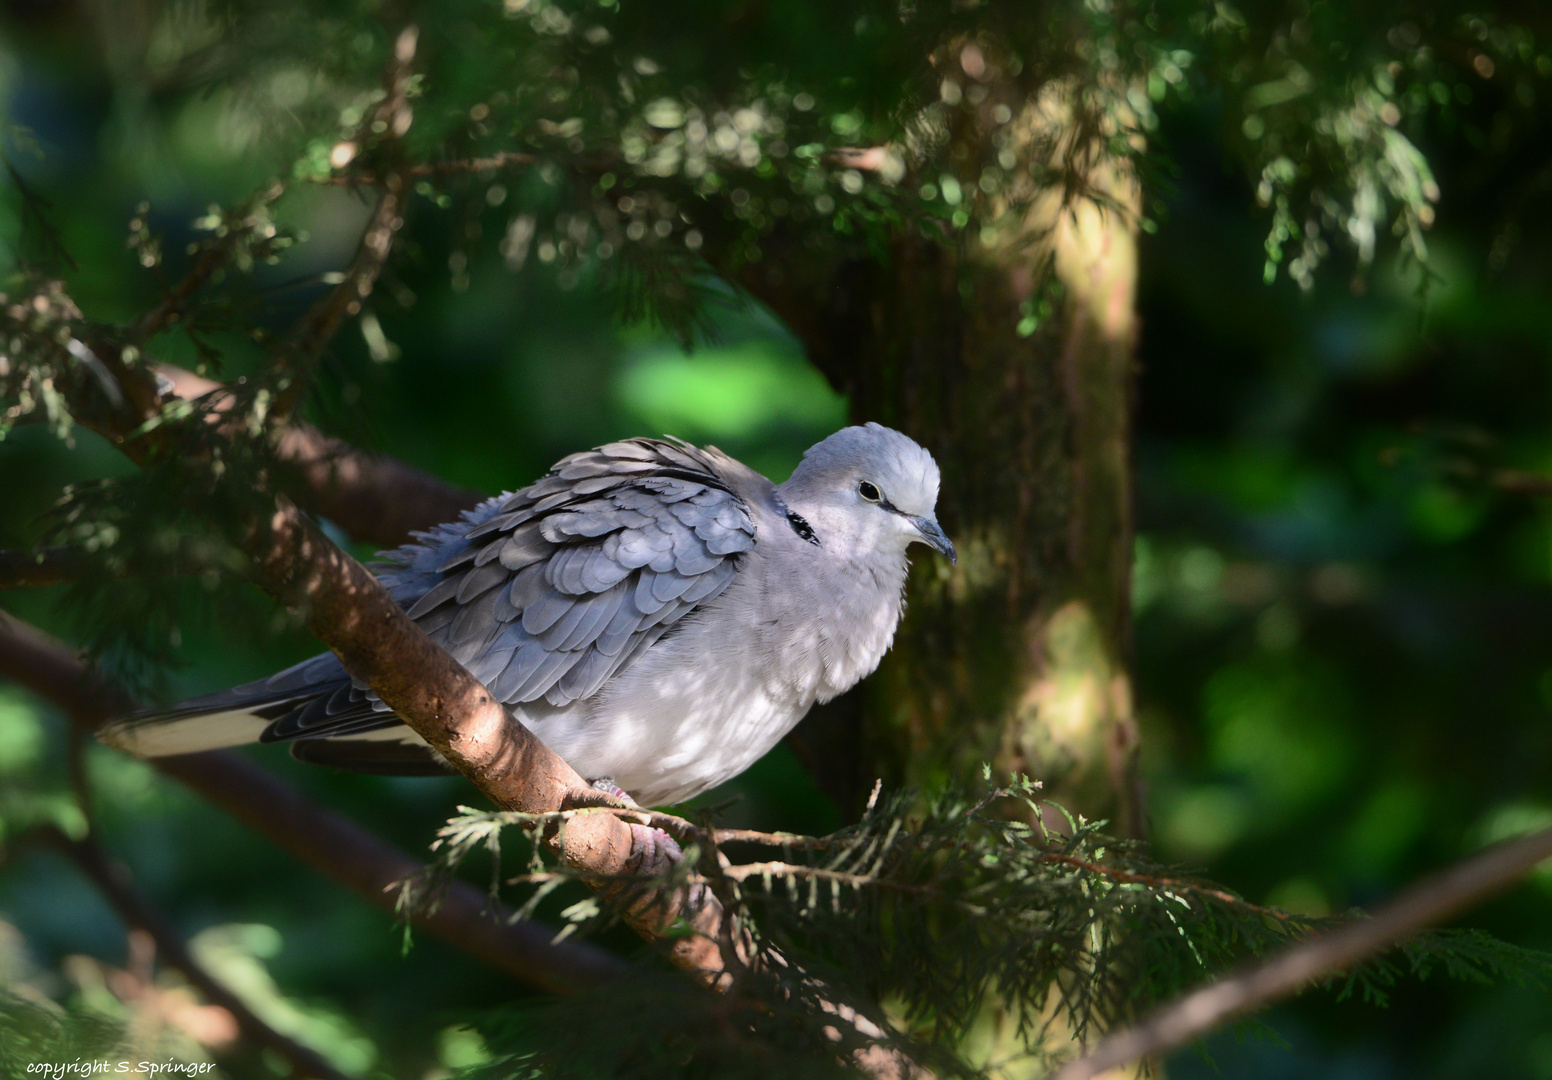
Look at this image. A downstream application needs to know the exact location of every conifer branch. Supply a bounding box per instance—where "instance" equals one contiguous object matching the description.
[133,180,289,343]
[243,496,734,980]
[268,25,420,424]
[1033,852,1296,924]
[8,279,740,986]
[1052,826,1552,1080]
[6,268,736,988]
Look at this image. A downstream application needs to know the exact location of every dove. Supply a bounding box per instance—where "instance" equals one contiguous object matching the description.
[104,423,955,807]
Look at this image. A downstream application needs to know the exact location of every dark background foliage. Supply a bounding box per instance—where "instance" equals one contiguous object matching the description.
[2,0,1551,1077]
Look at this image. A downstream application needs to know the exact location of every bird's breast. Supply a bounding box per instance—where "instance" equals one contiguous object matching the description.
[512,548,910,806]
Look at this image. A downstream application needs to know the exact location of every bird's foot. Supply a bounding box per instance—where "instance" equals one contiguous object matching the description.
[588,777,684,871]
[626,821,683,871]
[588,776,641,808]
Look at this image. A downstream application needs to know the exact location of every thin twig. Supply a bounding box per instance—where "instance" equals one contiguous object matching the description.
[723,860,936,896]
[1052,826,1552,1080]
[268,25,419,423]
[713,827,840,849]
[134,181,289,342]
[34,824,352,1080]
[3,156,80,271]
[714,822,1294,919]
[318,151,542,186]
[1035,852,1295,923]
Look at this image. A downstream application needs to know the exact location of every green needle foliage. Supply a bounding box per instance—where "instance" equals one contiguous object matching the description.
[411,776,1552,1077]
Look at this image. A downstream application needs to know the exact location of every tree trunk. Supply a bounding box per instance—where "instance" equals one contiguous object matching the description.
[747,87,1144,836]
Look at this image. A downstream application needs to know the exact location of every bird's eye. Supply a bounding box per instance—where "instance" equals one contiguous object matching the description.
[858,481,881,503]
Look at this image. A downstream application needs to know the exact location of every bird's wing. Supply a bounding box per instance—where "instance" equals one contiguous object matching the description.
[107,438,760,757]
[385,436,756,710]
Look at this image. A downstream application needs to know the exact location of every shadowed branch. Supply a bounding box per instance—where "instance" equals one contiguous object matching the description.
[1052,826,1552,1080]
[158,364,484,548]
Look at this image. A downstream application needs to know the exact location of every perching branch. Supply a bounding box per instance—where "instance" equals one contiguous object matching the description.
[7,237,734,987]
[1051,825,1552,1080]
[98,374,912,1069]
[0,609,626,994]
[33,823,353,1080]
[4,147,909,1054]
[242,496,732,981]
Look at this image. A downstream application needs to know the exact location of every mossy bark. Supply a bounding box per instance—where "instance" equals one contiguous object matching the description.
[747,98,1143,836]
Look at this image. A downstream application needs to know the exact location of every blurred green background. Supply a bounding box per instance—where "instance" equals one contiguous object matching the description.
[4,2,1552,1078]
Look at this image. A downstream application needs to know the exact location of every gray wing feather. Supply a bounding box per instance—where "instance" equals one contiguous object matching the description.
[416,605,459,636]
[555,581,630,651]
[409,437,757,708]
[122,439,763,759]
[545,545,597,595]
[502,642,574,702]
[577,546,634,593]
[449,589,504,662]
[465,621,529,685]
[536,595,593,650]
[632,573,670,617]
[652,569,696,604]
[406,575,462,619]
[454,560,509,604]
[682,562,734,604]
[595,600,644,657]
[507,563,551,613]
[490,638,548,700]
[521,588,573,636]
[500,526,555,566]
[262,652,346,694]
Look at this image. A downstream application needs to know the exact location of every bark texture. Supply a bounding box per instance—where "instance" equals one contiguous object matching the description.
[750,89,1143,835]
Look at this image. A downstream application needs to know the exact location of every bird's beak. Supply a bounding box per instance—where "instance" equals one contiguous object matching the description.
[910,516,957,565]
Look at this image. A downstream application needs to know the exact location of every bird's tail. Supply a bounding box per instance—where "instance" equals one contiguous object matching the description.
[98,652,351,758]
[98,652,448,776]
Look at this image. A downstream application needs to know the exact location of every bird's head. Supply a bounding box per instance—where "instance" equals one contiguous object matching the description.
[780,422,956,565]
